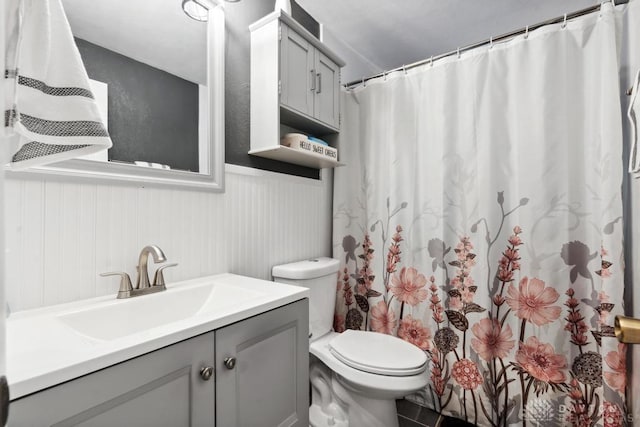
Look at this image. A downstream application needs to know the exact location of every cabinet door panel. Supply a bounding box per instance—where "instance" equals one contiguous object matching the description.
[280,25,314,118]
[63,369,191,427]
[10,332,215,427]
[314,51,340,128]
[216,300,309,427]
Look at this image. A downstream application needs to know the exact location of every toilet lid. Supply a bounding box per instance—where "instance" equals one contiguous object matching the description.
[329,330,428,377]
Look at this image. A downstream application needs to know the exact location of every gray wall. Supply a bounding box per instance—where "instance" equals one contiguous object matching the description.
[76,38,200,172]
[225,0,320,179]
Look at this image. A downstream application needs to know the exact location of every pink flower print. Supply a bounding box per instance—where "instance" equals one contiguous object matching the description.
[450,296,463,311]
[429,277,445,324]
[471,318,515,361]
[503,248,520,262]
[452,359,483,390]
[370,301,397,335]
[508,234,522,246]
[390,267,428,306]
[333,314,345,333]
[598,291,611,303]
[568,378,583,400]
[398,315,431,350]
[506,277,561,326]
[450,277,461,289]
[604,343,626,394]
[515,336,567,384]
[493,295,506,307]
[602,402,624,427]
[386,225,403,274]
[513,226,523,234]
[497,268,514,283]
[567,407,591,427]
[460,287,475,304]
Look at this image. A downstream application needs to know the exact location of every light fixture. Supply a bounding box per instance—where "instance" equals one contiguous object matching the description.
[182,0,209,21]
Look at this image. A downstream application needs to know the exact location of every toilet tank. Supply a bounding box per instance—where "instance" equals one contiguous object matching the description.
[272,257,340,341]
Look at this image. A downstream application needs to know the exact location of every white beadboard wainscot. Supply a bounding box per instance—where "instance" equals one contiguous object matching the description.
[5,164,332,311]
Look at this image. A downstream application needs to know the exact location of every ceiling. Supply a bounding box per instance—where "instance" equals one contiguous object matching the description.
[62,0,207,84]
[296,0,598,74]
[61,0,602,86]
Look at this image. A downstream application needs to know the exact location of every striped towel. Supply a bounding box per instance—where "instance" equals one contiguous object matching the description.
[4,0,111,169]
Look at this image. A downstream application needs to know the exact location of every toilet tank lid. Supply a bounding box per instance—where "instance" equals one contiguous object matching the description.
[272,257,340,280]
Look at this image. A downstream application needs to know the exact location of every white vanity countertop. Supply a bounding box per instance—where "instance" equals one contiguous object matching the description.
[7,273,309,399]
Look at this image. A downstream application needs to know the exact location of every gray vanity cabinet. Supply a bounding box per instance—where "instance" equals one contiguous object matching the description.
[9,332,216,426]
[215,299,309,427]
[9,299,308,427]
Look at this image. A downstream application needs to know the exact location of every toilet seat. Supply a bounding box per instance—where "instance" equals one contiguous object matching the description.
[310,332,429,399]
[328,330,427,376]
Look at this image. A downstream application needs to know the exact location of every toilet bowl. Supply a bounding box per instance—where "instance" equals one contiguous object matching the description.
[309,331,428,427]
[272,258,429,427]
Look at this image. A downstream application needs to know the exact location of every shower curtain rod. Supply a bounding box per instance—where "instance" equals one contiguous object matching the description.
[344,0,629,88]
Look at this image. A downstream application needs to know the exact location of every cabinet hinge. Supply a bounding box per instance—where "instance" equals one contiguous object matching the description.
[278,24,282,41]
[278,80,282,95]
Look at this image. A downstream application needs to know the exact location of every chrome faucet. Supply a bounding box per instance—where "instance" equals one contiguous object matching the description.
[100,245,178,299]
[137,245,167,289]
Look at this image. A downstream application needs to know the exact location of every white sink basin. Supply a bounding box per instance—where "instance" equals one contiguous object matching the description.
[57,281,264,341]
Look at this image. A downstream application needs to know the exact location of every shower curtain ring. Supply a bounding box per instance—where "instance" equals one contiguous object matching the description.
[457,47,461,59]
[403,65,407,75]
[489,36,494,49]
[383,71,387,81]
[562,13,567,28]
[430,56,434,67]
[524,25,529,39]
[362,77,366,87]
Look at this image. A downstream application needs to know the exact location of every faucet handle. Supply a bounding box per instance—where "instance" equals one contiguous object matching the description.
[100,271,134,299]
[153,263,178,287]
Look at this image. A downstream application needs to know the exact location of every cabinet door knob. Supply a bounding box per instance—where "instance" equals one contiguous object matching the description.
[200,366,214,381]
[224,357,237,370]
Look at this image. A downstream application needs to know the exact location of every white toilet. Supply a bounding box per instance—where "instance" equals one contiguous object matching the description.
[272,257,429,427]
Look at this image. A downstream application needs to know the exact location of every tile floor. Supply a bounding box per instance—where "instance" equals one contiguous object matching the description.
[396,399,476,427]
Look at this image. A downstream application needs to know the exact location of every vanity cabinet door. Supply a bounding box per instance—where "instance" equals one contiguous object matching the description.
[9,332,215,427]
[215,299,309,427]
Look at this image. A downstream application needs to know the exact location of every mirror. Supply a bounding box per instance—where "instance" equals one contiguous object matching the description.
[9,0,225,191]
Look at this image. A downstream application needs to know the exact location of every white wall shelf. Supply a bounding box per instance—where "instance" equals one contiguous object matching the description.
[249,10,345,169]
[249,145,343,169]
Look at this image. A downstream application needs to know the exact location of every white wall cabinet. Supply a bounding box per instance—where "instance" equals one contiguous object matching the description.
[9,299,309,427]
[280,24,340,129]
[249,11,345,169]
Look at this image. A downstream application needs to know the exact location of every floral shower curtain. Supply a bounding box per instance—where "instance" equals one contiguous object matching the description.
[333,4,628,426]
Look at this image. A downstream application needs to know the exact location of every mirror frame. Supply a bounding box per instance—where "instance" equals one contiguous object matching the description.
[7,0,225,192]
